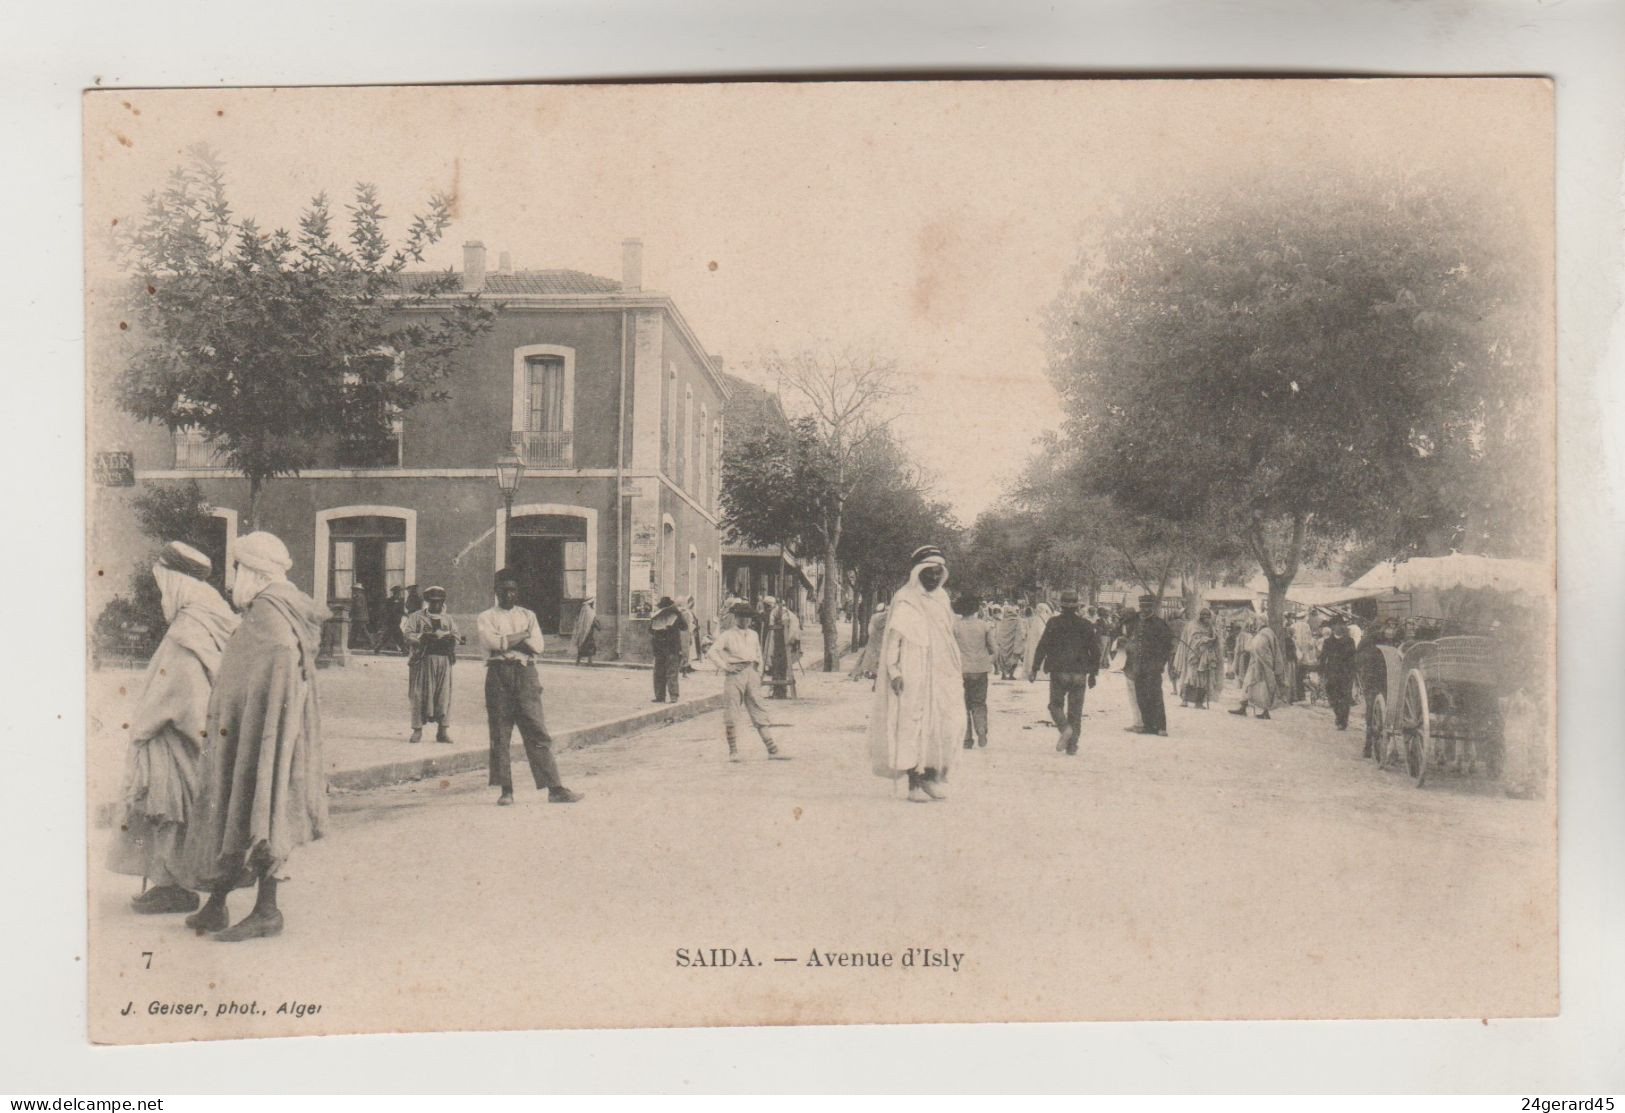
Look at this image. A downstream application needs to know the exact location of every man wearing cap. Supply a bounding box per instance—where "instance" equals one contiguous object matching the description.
[649,596,688,703]
[1028,590,1101,755]
[401,586,461,744]
[109,542,239,916]
[477,570,583,807]
[707,601,791,761]
[868,545,962,802]
[1125,594,1175,736]
[1318,617,1358,731]
[180,531,329,941]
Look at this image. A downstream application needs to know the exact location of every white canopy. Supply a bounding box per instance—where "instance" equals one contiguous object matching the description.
[1347,553,1548,598]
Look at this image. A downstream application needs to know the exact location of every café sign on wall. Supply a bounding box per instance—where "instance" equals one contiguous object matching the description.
[93,451,135,487]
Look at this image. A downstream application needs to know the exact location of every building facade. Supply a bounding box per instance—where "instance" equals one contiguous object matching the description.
[90,240,730,661]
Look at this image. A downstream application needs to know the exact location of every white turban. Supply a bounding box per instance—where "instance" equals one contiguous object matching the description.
[234,531,292,580]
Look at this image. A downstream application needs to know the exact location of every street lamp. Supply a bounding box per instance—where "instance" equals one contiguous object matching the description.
[496,447,526,567]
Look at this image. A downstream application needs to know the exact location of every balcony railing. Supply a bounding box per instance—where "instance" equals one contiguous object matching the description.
[172,429,228,469]
[511,430,574,468]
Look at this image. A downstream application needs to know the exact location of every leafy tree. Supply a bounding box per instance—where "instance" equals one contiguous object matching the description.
[754,346,905,671]
[117,145,498,527]
[719,415,830,565]
[94,482,218,662]
[1045,176,1544,629]
[837,429,961,642]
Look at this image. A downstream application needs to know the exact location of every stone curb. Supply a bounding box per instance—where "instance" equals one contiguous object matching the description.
[326,691,727,793]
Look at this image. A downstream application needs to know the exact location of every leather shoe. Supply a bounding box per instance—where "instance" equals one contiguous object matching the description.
[131,885,199,915]
[185,902,230,934]
[549,788,584,804]
[497,790,514,806]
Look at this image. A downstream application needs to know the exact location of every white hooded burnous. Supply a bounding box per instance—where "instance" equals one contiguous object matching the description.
[868,545,963,801]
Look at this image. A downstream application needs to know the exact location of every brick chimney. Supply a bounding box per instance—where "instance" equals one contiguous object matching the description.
[462,241,486,292]
[498,251,512,275]
[621,238,643,291]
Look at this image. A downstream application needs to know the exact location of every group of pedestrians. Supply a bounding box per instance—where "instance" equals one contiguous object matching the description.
[346,581,425,655]
[107,537,596,943]
[109,534,330,941]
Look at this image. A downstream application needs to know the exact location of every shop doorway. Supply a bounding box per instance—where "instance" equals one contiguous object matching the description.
[508,513,589,635]
[328,515,408,644]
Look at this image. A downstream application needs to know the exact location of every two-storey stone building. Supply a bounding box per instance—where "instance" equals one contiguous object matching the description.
[90,239,730,661]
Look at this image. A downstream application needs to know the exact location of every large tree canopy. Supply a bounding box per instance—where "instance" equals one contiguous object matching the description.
[1046,177,1547,624]
[117,146,497,526]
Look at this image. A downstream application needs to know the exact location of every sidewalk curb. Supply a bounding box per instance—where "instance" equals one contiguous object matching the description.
[326,692,727,793]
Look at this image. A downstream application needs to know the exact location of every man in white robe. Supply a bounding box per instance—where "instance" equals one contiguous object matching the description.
[868,546,963,803]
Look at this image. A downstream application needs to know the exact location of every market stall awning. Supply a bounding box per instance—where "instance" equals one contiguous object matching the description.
[1348,553,1548,598]
[1284,585,1377,609]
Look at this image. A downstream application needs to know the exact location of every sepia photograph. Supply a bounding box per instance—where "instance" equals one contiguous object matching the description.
[81,78,1557,1044]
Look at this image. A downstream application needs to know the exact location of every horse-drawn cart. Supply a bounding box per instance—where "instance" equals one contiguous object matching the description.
[1370,635,1506,787]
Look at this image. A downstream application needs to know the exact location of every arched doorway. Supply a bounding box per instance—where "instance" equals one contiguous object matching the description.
[507,512,590,635]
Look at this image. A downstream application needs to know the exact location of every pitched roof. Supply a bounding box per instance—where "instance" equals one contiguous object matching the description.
[721,371,787,433]
[400,269,622,295]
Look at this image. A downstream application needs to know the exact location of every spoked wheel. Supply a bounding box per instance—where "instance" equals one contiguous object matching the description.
[1401,669,1431,788]
[1369,693,1389,766]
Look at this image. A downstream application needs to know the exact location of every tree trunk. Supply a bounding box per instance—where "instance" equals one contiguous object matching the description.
[1247,512,1309,639]
[247,476,265,532]
[1265,574,1290,634]
[819,543,842,671]
[1181,564,1203,620]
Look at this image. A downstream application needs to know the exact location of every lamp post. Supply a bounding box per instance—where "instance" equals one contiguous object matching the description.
[495,447,526,570]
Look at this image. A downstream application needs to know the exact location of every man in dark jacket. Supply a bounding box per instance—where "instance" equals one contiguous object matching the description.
[1125,594,1175,736]
[650,596,689,702]
[1318,617,1358,731]
[1028,590,1101,755]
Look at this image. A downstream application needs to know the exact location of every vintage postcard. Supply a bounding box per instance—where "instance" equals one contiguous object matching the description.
[83,79,1556,1043]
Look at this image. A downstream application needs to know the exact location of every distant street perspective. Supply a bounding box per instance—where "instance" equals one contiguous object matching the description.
[88,630,1554,1038]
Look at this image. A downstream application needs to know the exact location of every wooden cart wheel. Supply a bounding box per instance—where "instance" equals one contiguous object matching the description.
[1369,692,1389,766]
[1401,669,1431,788]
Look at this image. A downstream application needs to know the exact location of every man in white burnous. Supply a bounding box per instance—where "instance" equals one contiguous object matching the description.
[869,545,963,803]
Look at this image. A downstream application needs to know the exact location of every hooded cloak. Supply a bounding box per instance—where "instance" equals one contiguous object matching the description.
[868,558,963,778]
[991,607,1026,675]
[180,580,329,890]
[107,566,240,880]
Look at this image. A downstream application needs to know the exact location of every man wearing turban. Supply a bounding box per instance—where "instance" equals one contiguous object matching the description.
[868,545,963,802]
[180,531,330,941]
[108,542,239,915]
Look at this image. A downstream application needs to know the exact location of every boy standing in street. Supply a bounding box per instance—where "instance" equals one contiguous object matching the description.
[953,594,996,749]
[708,602,791,762]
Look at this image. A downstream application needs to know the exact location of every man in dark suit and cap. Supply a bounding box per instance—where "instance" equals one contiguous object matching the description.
[1125,593,1175,736]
